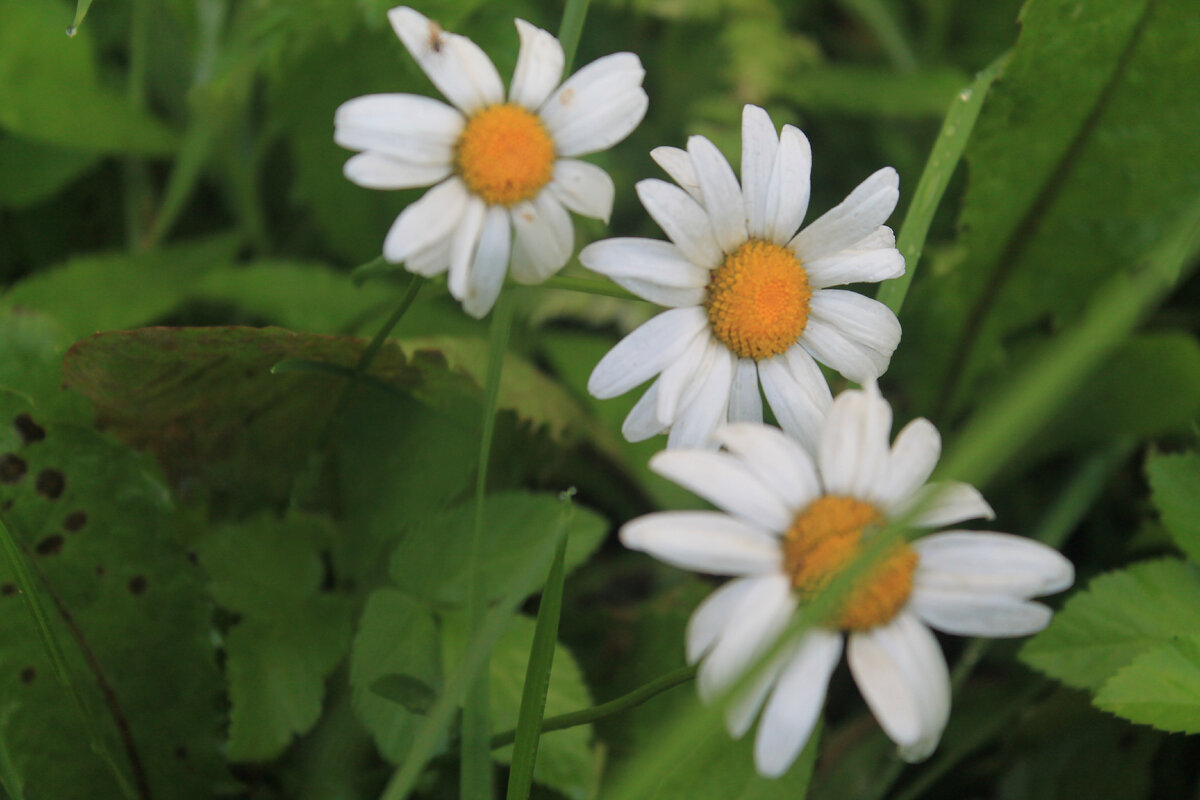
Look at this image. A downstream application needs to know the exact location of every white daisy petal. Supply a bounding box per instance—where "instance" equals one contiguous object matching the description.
[508,192,573,284]
[383,177,470,263]
[909,589,1054,638]
[754,629,843,778]
[697,574,796,700]
[764,125,812,244]
[403,234,452,277]
[580,238,710,289]
[913,531,1075,597]
[687,577,758,664]
[460,205,511,318]
[334,93,462,163]
[847,612,949,760]
[636,179,724,269]
[728,359,763,424]
[687,135,747,254]
[656,331,716,424]
[726,644,792,740]
[611,278,707,308]
[804,229,906,290]
[802,290,902,383]
[741,105,780,239]
[621,379,670,442]
[588,307,708,398]
[388,7,504,114]
[903,482,995,528]
[447,197,486,300]
[651,146,703,204]
[343,152,452,190]
[817,382,893,499]
[620,511,782,576]
[790,167,900,260]
[713,423,822,513]
[783,343,836,410]
[509,19,564,109]
[875,417,941,508]
[667,345,735,449]
[543,53,647,156]
[650,450,793,531]
[758,356,828,455]
[549,159,615,222]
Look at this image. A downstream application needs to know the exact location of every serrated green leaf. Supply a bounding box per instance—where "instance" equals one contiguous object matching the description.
[197,515,329,615]
[444,614,596,800]
[349,589,441,763]
[1094,633,1200,734]
[3,236,240,341]
[225,598,353,761]
[0,0,177,154]
[389,491,606,607]
[1146,449,1200,564]
[1021,559,1200,691]
[0,390,226,798]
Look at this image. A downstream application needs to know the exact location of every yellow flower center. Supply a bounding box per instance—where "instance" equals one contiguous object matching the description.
[705,239,812,360]
[783,496,917,631]
[455,104,555,206]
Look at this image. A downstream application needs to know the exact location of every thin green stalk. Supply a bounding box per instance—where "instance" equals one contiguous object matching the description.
[505,531,570,800]
[876,54,1005,314]
[463,291,516,800]
[123,0,152,248]
[557,0,591,72]
[379,501,575,800]
[491,664,697,750]
[0,514,139,800]
[66,0,94,35]
[540,273,642,301]
[836,0,919,73]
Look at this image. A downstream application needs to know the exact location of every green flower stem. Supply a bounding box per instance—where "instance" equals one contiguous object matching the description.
[0,514,139,800]
[539,273,643,301]
[463,291,516,800]
[490,664,698,750]
[876,53,1004,315]
[557,0,591,72]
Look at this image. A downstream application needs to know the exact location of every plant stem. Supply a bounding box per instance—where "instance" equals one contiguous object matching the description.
[491,664,697,750]
[462,291,516,800]
[557,0,591,72]
[539,273,642,301]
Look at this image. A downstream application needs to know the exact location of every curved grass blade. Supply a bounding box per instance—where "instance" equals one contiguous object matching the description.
[876,53,1006,315]
[505,532,570,800]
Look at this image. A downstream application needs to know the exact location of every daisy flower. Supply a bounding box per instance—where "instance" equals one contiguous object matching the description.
[335,7,648,317]
[583,105,904,449]
[620,383,1074,776]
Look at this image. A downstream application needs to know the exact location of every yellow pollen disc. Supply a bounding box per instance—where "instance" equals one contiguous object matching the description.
[783,496,917,631]
[705,239,812,360]
[455,104,555,206]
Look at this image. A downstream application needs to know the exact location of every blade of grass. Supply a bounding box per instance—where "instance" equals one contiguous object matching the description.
[0,706,25,800]
[505,531,570,800]
[836,0,919,72]
[557,0,591,72]
[876,53,1006,314]
[379,499,576,800]
[65,0,94,35]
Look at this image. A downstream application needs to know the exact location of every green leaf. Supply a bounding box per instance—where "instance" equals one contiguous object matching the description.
[197,514,353,761]
[3,235,240,341]
[0,0,177,154]
[0,310,90,423]
[644,706,819,800]
[389,491,606,607]
[897,0,1200,413]
[349,589,441,763]
[444,614,597,800]
[1146,449,1200,564]
[1021,559,1200,691]
[0,391,226,798]
[224,599,353,762]
[0,134,96,209]
[1094,633,1200,734]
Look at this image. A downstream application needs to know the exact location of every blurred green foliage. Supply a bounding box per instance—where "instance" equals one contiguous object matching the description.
[1,0,1199,798]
